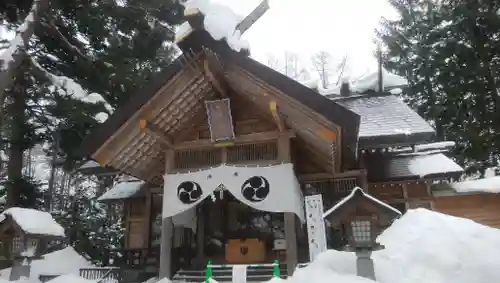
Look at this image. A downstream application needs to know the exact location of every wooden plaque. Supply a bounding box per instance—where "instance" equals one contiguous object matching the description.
[205,98,235,142]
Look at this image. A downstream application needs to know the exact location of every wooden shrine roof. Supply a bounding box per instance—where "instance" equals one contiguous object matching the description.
[331,92,435,149]
[78,30,362,181]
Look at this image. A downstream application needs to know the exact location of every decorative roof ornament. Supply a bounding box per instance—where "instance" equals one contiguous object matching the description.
[175,0,270,53]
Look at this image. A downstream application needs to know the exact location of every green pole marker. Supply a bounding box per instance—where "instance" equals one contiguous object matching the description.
[273,260,280,278]
[205,260,213,283]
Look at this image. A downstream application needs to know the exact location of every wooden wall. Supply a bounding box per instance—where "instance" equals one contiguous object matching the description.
[434,194,500,229]
[367,182,432,213]
[125,198,148,249]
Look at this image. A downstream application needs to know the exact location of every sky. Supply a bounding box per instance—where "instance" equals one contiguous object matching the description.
[1,0,398,77]
[212,0,399,76]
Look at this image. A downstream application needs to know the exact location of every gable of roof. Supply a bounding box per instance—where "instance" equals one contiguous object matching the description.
[78,57,186,158]
[331,92,435,148]
[79,30,361,162]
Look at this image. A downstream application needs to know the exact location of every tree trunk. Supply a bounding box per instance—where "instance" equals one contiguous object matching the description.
[5,65,28,208]
[0,0,50,128]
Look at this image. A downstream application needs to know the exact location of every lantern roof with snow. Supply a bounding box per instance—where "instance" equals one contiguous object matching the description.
[323,187,402,226]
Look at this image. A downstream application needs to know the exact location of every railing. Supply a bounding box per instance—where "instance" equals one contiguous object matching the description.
[39,275,59,283]
[79,267,155,283]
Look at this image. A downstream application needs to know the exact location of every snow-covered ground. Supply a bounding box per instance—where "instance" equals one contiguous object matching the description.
[2,209,500,283]
[0,247,93,283]
[287,208,500,283]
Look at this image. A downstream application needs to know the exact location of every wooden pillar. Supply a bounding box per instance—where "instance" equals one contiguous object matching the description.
[359,169,368,191]
[159,149,174,279]
[277,135,298,275]
[144,188,153,249]
[195,204,205,266]
[284,213,298,275]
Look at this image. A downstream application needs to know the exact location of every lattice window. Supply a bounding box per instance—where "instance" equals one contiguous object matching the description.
[226,142,278,163]
[329,142,337,172]
[302,177,360,209]
[174,148,222,169]
[350,220,372,244]
[11,236,23,254]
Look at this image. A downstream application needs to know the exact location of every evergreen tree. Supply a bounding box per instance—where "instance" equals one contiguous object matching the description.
[377,0,500,175]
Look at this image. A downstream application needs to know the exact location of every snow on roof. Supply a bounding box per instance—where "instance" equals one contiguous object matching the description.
[0,247,93,283]
[298,208,500,283]
[403,152,463,178]
[323,187,401,219]
[175,0,249,52]
[79,160,101,170]
[97,181,145,201]
[451,176,500,194]
[46,274,97,283]
[414,141,455,152]
[0,207,65,237]
[301,67,408,96]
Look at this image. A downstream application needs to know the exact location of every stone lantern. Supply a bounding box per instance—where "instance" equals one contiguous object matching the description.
[0,208,65,281]
[323,187,401,280]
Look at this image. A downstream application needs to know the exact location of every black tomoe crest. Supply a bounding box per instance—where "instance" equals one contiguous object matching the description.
[241,176,270,202]
[177,181,203,204]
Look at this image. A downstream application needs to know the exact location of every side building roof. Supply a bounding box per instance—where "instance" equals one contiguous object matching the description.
[330,92,435,149]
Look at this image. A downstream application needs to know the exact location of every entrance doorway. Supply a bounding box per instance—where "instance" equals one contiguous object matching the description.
[202,190,285,265]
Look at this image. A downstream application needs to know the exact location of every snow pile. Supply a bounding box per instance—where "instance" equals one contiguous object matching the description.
[175,0,250,52]
[288,209,500,283]
[451,176,500,194]
[46,274,96,283]
[287,266,374,283]
[0,247,94,283]
[0,207,65,237]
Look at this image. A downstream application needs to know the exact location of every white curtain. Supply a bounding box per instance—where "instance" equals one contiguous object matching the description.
[162,163,305,223]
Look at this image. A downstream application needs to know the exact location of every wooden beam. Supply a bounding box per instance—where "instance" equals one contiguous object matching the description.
[203,58,227,97]
[269,101,285,132]
[236,0,270,34]
[139,119,172,148]
[173,130,295,150]
[297,170,365,181]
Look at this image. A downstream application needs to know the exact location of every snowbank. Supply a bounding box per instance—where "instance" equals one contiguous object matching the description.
[46,274,96,283]
[0,247,93,283]
[175,0,249,52]
[451,176,500,194]
[0,207,65,237]
[288,208,500,283]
